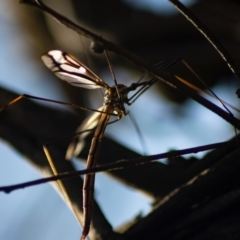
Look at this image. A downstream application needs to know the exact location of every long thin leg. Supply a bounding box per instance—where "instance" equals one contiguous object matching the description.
[0,94,110,114]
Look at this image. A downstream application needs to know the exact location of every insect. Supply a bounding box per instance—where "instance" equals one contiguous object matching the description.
[0,0,240,240]
[41,49,151,240]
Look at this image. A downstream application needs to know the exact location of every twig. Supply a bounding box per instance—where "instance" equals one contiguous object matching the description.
[0,140,236,193]
[169,0,240,83]
[19,0,240,130]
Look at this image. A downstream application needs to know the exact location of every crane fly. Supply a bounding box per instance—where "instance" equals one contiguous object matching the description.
[41,49,149,240]
[1,50,239,240]
[1,51,239,240]
[1,1,240,239]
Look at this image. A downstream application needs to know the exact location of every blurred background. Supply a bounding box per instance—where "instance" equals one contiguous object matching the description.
[0,0,240,239]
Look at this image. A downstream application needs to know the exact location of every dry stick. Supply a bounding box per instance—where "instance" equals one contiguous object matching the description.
[169,0,240,83]
[20,0,240,129]
[0,140,236,193]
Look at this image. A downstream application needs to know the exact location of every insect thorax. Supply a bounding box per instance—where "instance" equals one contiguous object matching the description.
[103,84,129,116]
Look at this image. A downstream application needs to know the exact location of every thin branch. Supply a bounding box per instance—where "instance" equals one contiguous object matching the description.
[19,0,240,129]
[0,140,236,193]
[169,0,240,83]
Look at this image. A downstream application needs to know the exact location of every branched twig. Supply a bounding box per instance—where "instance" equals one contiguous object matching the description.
[19,0,240,129]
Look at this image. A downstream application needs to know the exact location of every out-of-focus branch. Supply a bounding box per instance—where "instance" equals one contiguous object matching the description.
[0,86,180,239]
[169,0,240,83]
[1,86,239,239]
[19,0,240,129]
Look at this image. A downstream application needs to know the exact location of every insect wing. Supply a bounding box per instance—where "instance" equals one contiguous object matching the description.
[65,106,103,160]
[41,50,108,89]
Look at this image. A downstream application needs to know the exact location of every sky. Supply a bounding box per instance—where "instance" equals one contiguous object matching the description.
[0,1,238,240]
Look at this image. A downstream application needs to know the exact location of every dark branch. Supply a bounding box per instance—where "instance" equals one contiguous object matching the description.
[19,0,240,129]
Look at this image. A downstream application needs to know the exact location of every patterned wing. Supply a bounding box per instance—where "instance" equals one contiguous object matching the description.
[41,50,109,89]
